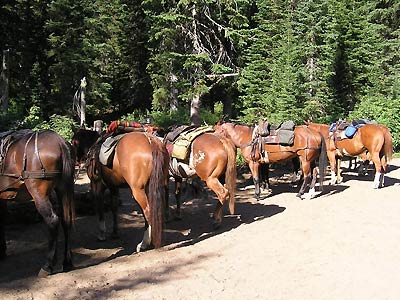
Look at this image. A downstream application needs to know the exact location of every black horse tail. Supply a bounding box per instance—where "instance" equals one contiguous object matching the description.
[59,135,76,228]
[317,132,328,191]
[148,136,169,248]
[220,137,237,214]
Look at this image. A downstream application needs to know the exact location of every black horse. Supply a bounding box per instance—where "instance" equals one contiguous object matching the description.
[0,129,75,277]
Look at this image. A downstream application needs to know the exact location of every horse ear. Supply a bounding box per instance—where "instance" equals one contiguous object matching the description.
[72,127,78,134]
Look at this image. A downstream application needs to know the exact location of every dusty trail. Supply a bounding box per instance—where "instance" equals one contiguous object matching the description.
[1,159,400,300]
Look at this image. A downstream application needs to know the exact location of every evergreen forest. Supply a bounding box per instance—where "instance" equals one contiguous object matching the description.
[1,0,400,149]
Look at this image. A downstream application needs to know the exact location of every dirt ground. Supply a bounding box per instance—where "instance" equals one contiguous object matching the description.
[1,159,400,300]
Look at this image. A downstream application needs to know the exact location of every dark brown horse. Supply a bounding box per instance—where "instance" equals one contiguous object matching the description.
[164,128,237,228]
[214,121,327,199]
[305,122,393,188]
[0,129,75,277]
[71,127,100,165]
[84,131,169,251]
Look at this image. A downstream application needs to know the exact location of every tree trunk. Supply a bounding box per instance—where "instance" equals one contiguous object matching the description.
[190,93,201,126]
[1,50,9,112]
[169,73,178,111]
[80,77,87,127]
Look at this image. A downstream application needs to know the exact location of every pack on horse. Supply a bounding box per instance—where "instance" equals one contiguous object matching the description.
[0,129,75,277]
[214,120,327,200]
[81,128,169,252]
[305,121,393,188]
[164,125,237,229]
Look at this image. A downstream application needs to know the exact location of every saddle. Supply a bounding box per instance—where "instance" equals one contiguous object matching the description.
[330,119,370,140]
[164,125,214,178]
[251,120,296,163]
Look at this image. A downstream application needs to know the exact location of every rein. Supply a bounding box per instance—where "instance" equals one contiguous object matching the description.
[0,131,61,193]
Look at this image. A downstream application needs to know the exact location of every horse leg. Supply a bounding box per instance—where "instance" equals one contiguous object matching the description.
[336,158,343,184]
[308,165,319,198]
[174,177,183,220]
[131,188,153,252]
[326,151,337,185]
[92,182,107,241]
[249,161,261,200]
[205,177,228,229]
[259,163,270,191]
[371,153,383,189]
[296,160,312,198]
[54,188,73,272]
[31,193,60,277]
[290,157,301,187]
[110,187,119,239]
[0,200,6,260]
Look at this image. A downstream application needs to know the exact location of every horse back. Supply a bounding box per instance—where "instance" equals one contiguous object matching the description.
[110,132,159,186]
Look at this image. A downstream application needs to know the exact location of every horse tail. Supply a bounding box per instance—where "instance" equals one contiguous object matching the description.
[317,132,328,190]
[148,136,169,248]
[220,137,237,214]
[382,126,393,163]
[59,135,76,228]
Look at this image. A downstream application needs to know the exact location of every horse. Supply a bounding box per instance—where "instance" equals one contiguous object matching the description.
[164,127,237,229]
[84,131,169,252]
[71,127,100,165]
[305,121,393,188]
[0,129,75,277]
[213,120,327,200]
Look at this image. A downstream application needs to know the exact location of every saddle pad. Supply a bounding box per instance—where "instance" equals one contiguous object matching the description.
[99,134,125,166]
[262,129,294,145]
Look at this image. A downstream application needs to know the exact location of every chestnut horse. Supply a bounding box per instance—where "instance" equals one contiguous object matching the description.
[214,121,327,199]
[164,129,237,228]
[84,131,169,251]
[305,122,393,188]
[0,129,75,277]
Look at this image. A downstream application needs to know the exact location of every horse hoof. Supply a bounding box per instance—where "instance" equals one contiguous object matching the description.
[38,268,52,278]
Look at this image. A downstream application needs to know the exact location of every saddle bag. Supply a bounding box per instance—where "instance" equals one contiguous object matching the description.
[172,138,191,160]
[345,125,357,138]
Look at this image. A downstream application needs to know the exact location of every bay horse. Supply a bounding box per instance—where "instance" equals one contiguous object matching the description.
[214,121,327,200]
[164,128,237,229]
[0,129,75,277]
[305,122,393,188]
[84,131,169,251]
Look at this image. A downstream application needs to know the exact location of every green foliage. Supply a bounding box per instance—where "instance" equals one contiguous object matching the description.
[33,114,77,140]
[349,95,400,151]
[1,0,400,150]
